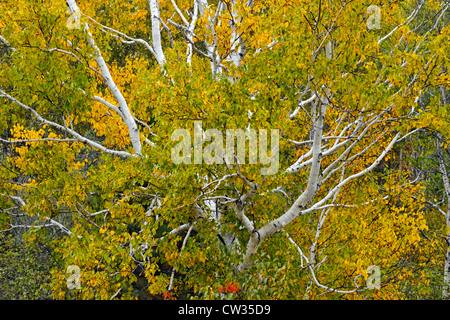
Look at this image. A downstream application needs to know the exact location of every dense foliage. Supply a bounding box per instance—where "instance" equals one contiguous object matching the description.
[0,0,449,300]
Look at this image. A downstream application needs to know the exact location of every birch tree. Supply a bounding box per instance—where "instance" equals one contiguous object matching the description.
[388,2,450,299]
[437,136,450,299]
[404,88,450,299]
[0,0,449,299]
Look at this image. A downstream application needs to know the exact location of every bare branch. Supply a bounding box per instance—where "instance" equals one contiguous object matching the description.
[0,89,134,158]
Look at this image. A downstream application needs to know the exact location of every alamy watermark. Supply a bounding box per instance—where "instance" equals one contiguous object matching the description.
[64,263,380,291]
[66,8,82,30]
[366,264,381,289]
[367,5,381,30]
[171,121,279,175]
[67,265,81,289]
[66,5,381,31]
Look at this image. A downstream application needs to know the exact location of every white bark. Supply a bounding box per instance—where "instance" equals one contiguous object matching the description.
[290,94,317,119]
[238,129,401,271]
[82,14,158,59]
[208,1,225,78]
[66,0,142,156]
[0,89,134,158]
[149,0,166,66]
[197,0,208,16]
[237,41,331,269]
[437,138,450,300]
[3,0,441,297]
[0,194,73,236]
[185,0,200,66]
[226,0,246,69]
[235,38,409,272]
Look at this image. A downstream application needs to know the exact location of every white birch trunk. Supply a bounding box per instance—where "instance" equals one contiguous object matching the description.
[66,0,142,156]
[197,0,208,16]
[236,42,333,271]
[149,0,166,66]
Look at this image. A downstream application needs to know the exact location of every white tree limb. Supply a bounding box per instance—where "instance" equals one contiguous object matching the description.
[0,89,134,158]
[66,0,142,156]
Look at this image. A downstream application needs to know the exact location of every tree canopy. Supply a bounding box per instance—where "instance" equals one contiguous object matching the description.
[0,0,449,300]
